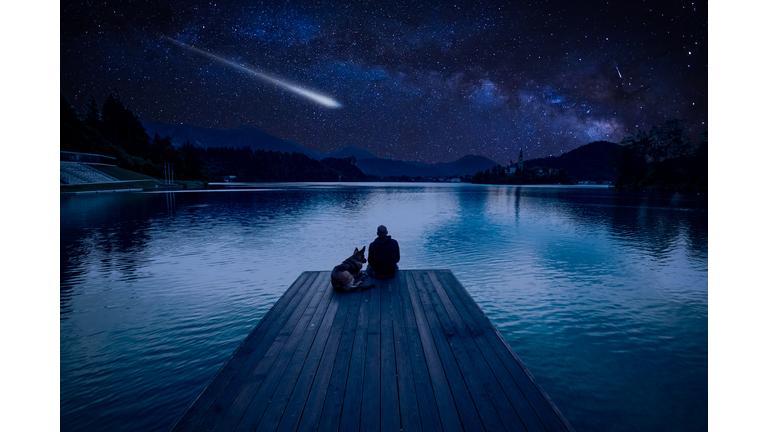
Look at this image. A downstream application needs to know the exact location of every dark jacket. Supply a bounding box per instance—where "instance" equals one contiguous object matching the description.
[368,235,400,276]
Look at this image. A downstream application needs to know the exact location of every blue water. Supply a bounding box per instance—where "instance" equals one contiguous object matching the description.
[60,183,707,431]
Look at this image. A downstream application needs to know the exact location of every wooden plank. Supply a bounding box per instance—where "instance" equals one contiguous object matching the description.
[235,273,337,431]
[432,270,547,432]
[315,289,365,432]
[378,278,400,432]
[269,289,351,432]
[391,271,428,432]
[435,270,574,432]
[403,272,466,432]
[409,272,492,432]
[361,282,382,431]
[338,287,372,432]
[170,272,314,432]
[296,290,362,432]
[423,271,525,432]
[208,273,330,432]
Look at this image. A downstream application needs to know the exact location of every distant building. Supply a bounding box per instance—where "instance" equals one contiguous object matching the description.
[506,148,524,175]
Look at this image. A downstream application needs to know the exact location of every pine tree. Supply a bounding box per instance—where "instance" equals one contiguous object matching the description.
[84,94,100,129]
[61,95,80,125]
[99,92,123,138]
[99,91,151,158]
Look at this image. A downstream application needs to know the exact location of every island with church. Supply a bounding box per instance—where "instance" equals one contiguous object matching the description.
[470,148,579,186]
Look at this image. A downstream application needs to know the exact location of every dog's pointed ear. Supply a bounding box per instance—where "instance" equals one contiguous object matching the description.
[361,246,366,252]
[354,247,359,253]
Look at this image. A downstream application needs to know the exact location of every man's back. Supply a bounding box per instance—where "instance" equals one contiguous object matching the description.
[368,234,400,276]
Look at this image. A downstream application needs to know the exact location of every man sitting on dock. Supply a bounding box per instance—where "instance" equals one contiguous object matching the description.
[366,225,400,278]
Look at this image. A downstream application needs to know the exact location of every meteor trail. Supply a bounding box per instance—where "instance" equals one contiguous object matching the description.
[615,66,622,78]
[163,37,342,108]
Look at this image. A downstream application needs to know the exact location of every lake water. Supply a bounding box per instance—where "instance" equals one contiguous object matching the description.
[60,183,707,432]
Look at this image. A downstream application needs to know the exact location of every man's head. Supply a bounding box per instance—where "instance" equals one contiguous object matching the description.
[377,225,388,236]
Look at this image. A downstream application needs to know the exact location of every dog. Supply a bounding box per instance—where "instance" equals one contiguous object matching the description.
[331,246,375,292]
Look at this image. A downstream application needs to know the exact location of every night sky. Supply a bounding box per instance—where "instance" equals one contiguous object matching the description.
[60,0,708,164]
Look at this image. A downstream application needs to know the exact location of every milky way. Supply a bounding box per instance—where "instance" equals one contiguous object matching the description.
[60,0,707,164]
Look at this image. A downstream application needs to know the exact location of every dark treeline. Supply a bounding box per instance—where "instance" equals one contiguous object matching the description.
[202,147,371,182]
[61,93,370,184]
[614,119,707,193]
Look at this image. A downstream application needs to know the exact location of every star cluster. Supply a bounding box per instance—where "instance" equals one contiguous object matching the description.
[60,0,707,164]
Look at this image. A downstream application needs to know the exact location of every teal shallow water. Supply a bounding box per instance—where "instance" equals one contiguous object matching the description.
[60,183,707,431]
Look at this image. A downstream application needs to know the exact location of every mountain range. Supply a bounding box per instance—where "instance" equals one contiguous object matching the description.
[141,121,499,178]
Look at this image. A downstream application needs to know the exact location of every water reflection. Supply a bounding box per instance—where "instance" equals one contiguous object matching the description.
[60,184,707,432]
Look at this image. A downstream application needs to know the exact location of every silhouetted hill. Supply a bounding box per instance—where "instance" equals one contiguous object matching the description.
[356,154,498,177]
[526,141,621,182]
[328,145,378,160]
[356,158,443,177]
[403,161,430,168]
[432,155,501,176]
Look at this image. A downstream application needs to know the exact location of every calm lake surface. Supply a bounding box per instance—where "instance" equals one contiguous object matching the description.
[60,183,707,432]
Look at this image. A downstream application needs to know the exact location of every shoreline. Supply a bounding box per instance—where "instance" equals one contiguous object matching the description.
[61,180,202,194]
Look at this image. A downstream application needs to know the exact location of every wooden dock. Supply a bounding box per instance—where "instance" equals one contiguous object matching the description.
[169,270,574,432]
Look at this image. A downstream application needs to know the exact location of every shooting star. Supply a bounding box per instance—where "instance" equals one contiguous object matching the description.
[615,66,622,78]
[163,36,342,108]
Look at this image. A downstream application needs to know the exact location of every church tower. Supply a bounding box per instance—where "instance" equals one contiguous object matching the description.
[517,148,524,173]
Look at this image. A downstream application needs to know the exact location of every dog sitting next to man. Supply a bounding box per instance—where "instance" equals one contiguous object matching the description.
[331,246,376,292]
